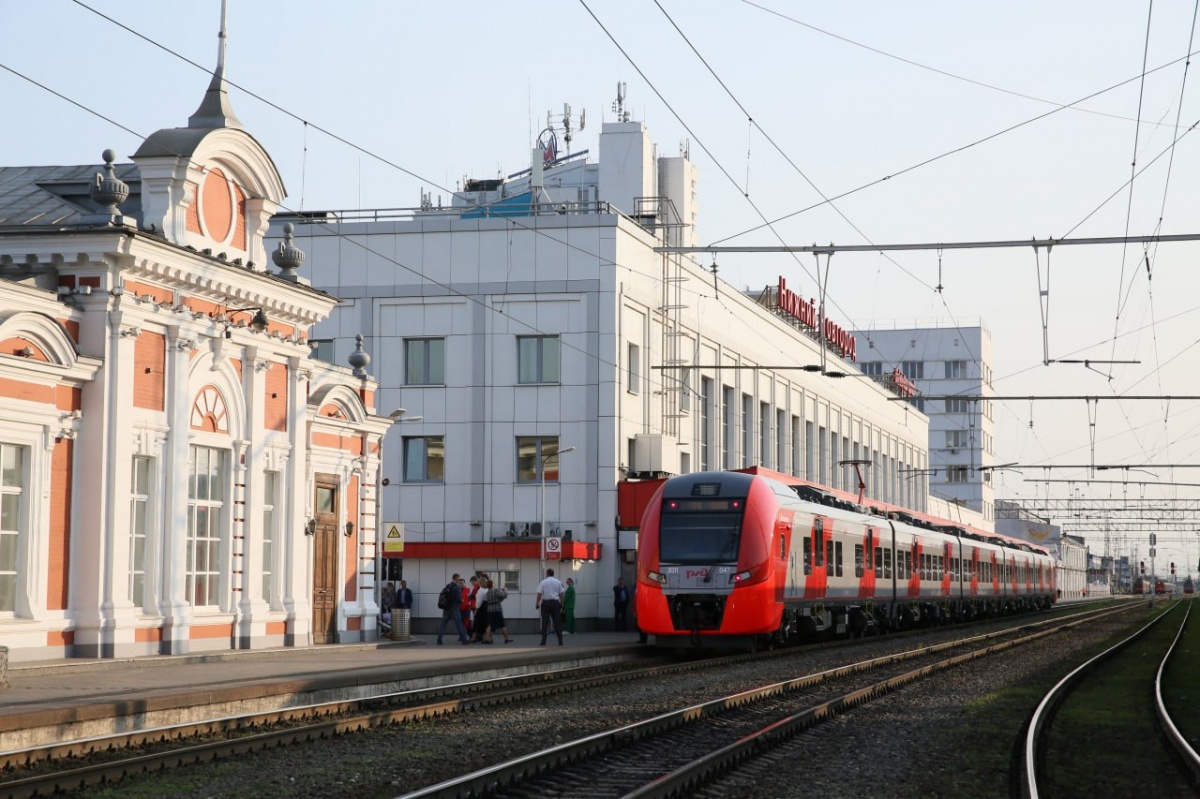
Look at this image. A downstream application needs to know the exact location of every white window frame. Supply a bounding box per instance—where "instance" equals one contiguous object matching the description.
[517,335,561,384]
[262,470,278,604]
[0,444,26,614]
[405,337,446,386]
[627,342,640,394]
[187,445,226,609]
[516,436,562,483]
[130,456,152,609]
[403,436,445,483]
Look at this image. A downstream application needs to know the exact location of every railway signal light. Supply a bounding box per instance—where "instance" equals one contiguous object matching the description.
[1171,562,1176,575]
[1140,561,1145,574]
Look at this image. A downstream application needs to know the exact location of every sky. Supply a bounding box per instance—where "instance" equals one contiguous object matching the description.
[4,0,1200,574]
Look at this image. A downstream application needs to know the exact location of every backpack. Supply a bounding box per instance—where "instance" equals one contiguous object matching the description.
[493,586,508,602]
[437,582,455,610]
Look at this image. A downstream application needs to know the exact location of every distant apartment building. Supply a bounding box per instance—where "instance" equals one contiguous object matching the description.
[852,323,996,522]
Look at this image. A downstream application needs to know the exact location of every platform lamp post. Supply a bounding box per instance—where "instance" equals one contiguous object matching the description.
[377,409,422,640]
[539,445,575,578]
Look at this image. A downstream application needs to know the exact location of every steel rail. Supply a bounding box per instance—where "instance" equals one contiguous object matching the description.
[1154,602,1200,785]
[1023,602,1185,798]
[402,606,1133,799]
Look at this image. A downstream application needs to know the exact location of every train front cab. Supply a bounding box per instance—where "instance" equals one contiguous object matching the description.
[636,473,783,647]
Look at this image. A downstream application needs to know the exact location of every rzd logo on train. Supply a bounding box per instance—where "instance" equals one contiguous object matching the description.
[686,569,709,579]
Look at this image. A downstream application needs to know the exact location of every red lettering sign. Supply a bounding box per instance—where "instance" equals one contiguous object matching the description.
[888,368,917,398]
[777,277,857,361]
[686,569,710,580]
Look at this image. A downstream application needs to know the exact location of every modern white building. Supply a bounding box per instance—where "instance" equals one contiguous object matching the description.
[273,104,932,630]
[852,323,996,524]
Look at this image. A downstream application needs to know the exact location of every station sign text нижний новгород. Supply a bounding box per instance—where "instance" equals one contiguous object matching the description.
[777,276,857,361]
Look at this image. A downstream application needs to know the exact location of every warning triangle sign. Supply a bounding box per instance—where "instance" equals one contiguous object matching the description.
[383,522,404,555]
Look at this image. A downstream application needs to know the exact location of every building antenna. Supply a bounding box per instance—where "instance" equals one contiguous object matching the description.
[612,82,629,122]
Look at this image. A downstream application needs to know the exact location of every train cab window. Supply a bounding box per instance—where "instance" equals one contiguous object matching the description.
[854,544,864,578]
[834,541,843,577]
[657,498,745,564]
[803,537,812,575]
[874,546,884,578]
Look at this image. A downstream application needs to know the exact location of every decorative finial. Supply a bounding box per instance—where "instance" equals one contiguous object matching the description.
[188,0,241,129]
[272,222,306,280]
[348,333,371,379]
[91,149,129,215]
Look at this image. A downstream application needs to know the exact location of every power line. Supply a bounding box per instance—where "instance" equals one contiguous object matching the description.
[657,232,1200,255]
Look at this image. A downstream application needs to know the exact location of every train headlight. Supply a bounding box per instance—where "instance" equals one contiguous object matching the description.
[648,571,667,584]
[731,570,752,584]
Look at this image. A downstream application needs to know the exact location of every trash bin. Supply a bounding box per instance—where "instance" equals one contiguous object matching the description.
[391,609,411,642]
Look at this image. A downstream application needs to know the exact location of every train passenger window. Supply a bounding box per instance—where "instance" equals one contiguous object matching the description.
[874,547,883,578]
[866,530,875,570]
[814,519,825,567]
[834,541,843,577]
[825,539,834,573]
[906,551,914,580]
[883,548,892,579]
[855,544,864,578]
[803,538,812,575]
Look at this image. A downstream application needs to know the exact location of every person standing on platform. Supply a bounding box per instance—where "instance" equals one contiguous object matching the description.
[395,580,413,611]
[486,578,513,643]
[380,581,396,613]
[459,577,474,638]
[473,579,493,643]
[563,577,577,634]
[535,568,566,646]
[436,574,469,645]
[613,577,630,631]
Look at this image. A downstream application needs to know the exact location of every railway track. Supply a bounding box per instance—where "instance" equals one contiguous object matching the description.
[0,603,1125,799]
[1022,598,1199,797]
[401,605,1133,799]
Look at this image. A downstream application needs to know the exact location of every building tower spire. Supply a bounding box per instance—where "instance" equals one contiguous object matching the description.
[188,0,242,129]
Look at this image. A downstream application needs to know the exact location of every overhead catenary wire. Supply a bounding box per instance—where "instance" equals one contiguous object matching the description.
[18,3,1200,547]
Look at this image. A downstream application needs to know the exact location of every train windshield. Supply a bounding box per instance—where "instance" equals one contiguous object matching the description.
[657,498,744,563]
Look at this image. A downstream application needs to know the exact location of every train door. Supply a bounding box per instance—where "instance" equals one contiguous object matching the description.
[311,474,340,644]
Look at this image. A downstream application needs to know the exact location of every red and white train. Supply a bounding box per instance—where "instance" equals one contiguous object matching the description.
[636,471,1057,648]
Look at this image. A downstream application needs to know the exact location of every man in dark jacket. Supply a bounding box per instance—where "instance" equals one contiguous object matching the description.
[396,580,413,610]
[436,574,470,645]
[613,577,630,631]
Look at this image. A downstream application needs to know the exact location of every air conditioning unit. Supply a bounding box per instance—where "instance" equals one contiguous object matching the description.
[505,522,517,538]
[633,434,680,475]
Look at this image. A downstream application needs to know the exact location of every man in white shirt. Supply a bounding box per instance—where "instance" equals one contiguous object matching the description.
[535,568,566,646]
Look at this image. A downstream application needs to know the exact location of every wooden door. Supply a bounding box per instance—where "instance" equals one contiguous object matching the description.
[312,475,339,644]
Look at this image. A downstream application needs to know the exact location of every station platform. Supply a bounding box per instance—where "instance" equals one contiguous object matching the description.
[0,631,648,751]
